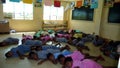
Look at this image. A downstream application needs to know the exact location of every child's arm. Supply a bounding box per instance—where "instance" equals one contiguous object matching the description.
[37,59,47,65]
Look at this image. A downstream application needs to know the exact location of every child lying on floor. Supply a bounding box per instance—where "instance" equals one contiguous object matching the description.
[0,37,19,47]
[57,50,105,65]
[23,39,42,46]
[36,48,104,65]
[28,45,71,61]
[22,34,33,43]
[92,35,105,46]
[5,44,31,59]
[62,57,103,68]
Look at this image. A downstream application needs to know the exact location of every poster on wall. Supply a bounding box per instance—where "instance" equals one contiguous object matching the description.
[104,0,114,7]
[76,0,82,8]
[44,0,52,6]
[34,0,42,7]
[83,0,90,7]
[90,0,98,9]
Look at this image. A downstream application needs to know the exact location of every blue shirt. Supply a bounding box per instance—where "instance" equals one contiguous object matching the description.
[11,45,31,57]
[54,50,72,59]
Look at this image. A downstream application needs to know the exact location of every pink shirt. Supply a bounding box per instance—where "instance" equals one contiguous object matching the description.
[72,59,103,68]
[67,51,85,61]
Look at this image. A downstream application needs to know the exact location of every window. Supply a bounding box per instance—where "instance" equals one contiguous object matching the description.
[3,0,33,20]
[43,5,64,20]
[72,6,94,21]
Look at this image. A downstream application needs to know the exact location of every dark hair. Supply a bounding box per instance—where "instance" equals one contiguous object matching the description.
[5,51,12,58]
[28,52,36,59]
[57,54,65,62]
[35,46,42,51]
[47,53,53,59]
[64,57,73,65]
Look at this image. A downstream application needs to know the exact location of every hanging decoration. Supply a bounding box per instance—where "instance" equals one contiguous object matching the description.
[64,1,75,12]
[76,0,82,8]
[34,0,42,7]
[90,0,98,9]
[54,0,61,7]
[23,0,33,4]
[44,0,52,6]
[104,0,114,7]
[9,0,20,3]
[83,0,90,7]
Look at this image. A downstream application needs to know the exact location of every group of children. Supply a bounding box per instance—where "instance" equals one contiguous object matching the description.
[3,29,120,68]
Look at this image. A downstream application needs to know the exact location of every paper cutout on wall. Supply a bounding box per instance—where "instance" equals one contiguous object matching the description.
[64,2,75,12]
[10,0,20,2]
[23,0,33,4]
[83,0,90,7]
[0,0,6,3]
[76,0,82,8]
[36,0,42,3]
[90,0,98,9]
[35,0,42,7]
[104,0,114,7]
[54,0,61,7]
[44,0,52,6]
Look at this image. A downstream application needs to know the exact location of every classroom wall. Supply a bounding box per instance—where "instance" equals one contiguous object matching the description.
[0,4,3,20]
[69,0,120,41]
[0,0,68,32]
[69,0,103,35]
[100,8,120,41]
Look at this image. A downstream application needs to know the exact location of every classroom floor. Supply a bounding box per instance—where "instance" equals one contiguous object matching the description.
[0,32,118,68]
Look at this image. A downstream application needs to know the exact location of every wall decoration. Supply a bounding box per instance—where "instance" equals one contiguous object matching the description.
[44,0,52,6]
[54,0,61,7]
[83,0,90,7]
[34,0,42,7]
[90,0,98,9]
[23,0,33,4]
[72,6,94,21]
[76,0,82,8]
[104,0,114,7]
[10,0,20,3]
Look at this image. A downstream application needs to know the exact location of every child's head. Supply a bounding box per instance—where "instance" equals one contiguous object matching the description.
[47,53,55,61]
[30,46,36,51]
[35,46,42,51]
[57,54,65,65]
[28,52,38,60]
[5,51,13,58]
[64,57,73,68]
[64,45,71,50]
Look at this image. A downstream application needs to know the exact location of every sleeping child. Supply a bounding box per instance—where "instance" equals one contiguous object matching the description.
[5,44,31,59]
[0,37,19,47]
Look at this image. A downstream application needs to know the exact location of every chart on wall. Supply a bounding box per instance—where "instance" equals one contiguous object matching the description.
[72,7,94,21]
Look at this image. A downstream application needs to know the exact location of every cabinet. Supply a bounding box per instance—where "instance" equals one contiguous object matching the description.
[0,20,10,34]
